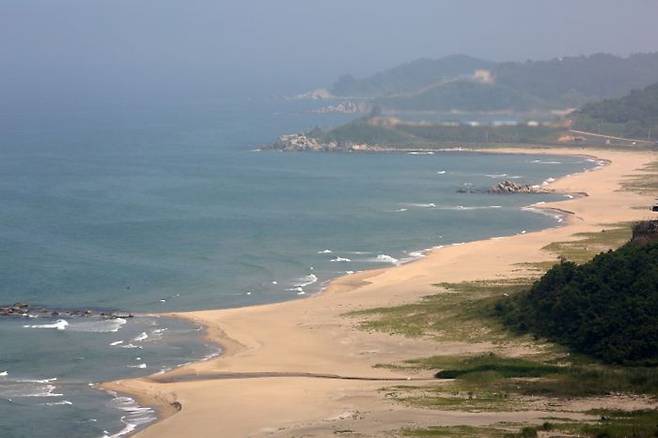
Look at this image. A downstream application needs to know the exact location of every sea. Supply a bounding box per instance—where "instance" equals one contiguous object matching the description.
[0,96,598,437]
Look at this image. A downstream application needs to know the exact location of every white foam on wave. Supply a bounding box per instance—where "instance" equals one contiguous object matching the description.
[531,159,561,165]
[0,378,62,398]
[110,340,124,346]
[23,319,69,331]
[68,318,127,333]
[102,394,157,438]
[132,332,148,342]
[127,363,147,369]
[317,249,332,254]
[408,203,436,208]
[293,274,318,288]
[436,170,447,175]
[440,205,502,211]
[0,371,7,377]
[120,343,143,350]
[485,173,508,178]
[45,400,73,406]
[330,256,351,262]
[408,151,434,155]
[393,208,408,212]
[373,254,400,265]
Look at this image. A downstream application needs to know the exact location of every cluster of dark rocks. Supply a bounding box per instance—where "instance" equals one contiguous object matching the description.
[457,180,553,194]
[0,303,133,319]
[488,180,550,194]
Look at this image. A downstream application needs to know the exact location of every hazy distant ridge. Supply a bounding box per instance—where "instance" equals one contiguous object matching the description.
[329,53,658,111]
[572,81,658,139]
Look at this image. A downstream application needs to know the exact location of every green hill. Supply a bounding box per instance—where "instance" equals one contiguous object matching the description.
[495,53,658,107]
[330,54,492,98]
[496,228,658,364]
[375,80,542,112]
[329,52,658,112]
[571,82,658,140]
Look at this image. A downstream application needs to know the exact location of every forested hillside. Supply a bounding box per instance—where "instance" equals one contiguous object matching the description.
[496,231,658,364]
[571,82,658,140]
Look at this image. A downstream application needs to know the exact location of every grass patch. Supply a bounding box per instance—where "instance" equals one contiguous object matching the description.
[402,424,547,438]
[401,425,511,437]
[423,354,560,379]
[541,223,632,264]
[405,411,658,438]
[383,353,658,416]
[621,160,658,194]
[346,279,530,341]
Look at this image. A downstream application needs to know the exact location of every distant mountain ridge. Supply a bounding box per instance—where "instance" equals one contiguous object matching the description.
[329,52,658,112]
[331,54,493,98]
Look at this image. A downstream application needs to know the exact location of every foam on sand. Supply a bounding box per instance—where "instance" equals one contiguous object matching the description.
[101,393,157,438]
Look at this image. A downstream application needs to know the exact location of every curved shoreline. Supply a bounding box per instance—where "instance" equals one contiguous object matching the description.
[103,146,657,438]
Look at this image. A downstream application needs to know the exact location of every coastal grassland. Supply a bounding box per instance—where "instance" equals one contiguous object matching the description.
[346,279,531,341]
[540,222,632,264]
[401,424,523,437]
[402,424,553,438]
[621,160,658,194]
[403,411,658,438]
[386,353,658,436]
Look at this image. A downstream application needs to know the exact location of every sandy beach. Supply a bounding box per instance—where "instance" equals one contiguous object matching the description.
[104,147,658,437]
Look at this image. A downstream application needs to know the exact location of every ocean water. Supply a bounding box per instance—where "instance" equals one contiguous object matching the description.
[0,98,597,437]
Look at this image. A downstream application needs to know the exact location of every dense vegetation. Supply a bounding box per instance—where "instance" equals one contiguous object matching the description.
[571,82,658,140]
[311,118,563,146]
[375,80,542,112]
[497,240,658,364]
[330,52,658,112]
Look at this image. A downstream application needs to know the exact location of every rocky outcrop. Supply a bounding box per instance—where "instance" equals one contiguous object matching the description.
[488,180,551,194]
[271,134,344,152]
[0,303,133,319]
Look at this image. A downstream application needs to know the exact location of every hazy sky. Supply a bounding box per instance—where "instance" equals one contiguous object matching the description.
[3,0,658,105]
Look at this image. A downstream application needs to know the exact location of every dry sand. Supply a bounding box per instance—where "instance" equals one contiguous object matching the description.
[104,147,658,437]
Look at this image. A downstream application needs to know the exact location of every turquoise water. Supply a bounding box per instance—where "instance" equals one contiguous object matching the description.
[0,98,596,437]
